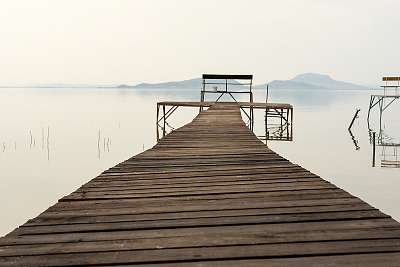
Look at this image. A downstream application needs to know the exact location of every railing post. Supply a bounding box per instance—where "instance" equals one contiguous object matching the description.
[372,131,376,167]
[156,104,160,142]
[162,104,166,138]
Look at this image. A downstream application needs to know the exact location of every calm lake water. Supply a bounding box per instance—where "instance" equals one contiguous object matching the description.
[0,87,399,236]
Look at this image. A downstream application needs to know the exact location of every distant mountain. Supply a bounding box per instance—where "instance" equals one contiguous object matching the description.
[125,77,247,90]
[132,78,203,89]
[13,73,367,90]
[256,73,368,90]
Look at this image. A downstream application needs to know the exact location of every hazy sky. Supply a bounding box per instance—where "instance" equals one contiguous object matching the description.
[1,0,399,86]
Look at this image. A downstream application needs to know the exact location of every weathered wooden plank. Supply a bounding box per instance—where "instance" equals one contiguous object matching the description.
[1,239,400,266]
[2,218,398,246]
[48,190,351,212]
[39,198,367,221]
[96,167,310,181]
[82,253,400,267]
[77,179,324,193]
[62,185,338,201]
[27,203,373,226]
[14,210,389,236]
[103,164,301,175]
[83,175,320,189]
[70,181,331,196]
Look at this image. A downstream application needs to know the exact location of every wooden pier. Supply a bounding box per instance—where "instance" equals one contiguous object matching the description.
[156,101,293,142]
[1,103,400,266]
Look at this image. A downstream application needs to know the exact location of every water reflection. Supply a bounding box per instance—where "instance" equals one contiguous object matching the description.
[0,125,119,161]
[344,90,400,168]
[1,127,52,160]
[97,130,113,159]
[369,129,400,168]
[260,108,293,142]
[47,127,50,161]
[368,110,400,168]
[348,129,360,150]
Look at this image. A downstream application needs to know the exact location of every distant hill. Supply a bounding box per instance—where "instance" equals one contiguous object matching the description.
[131,78,203,89]
[127,77,246,90]
[24,73,367,90]
[256,73,368,90]
[117,73,368,90]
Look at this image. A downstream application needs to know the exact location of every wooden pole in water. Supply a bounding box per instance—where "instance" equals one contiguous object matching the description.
[348,109,361,131]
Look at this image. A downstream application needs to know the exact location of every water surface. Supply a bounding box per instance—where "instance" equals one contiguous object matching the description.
[0,87,399,236]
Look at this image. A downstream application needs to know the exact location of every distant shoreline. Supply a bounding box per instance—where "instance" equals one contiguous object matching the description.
[0,86,381,91]
[0,73,378,90]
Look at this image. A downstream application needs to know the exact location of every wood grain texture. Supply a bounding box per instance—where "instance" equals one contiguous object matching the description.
[0,103,399,266]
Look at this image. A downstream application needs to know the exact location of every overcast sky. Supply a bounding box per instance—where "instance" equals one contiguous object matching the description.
[0,0,399,86]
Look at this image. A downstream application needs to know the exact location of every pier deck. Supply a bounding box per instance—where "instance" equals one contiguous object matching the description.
[156,101,293,141]
[1,103,400,266]
[157,101,293,109]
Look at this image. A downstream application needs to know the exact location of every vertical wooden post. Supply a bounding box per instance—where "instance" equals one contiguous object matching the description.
[265,108,268,142]
[162,104,166,138]
[372,131,376,167]
[200,78,205,112]
[290,108,293,141]
[264,87,268,143]
[250,91,254,131]
[280,109,283,137]
[286,108,289,140]
[156,104,160,142]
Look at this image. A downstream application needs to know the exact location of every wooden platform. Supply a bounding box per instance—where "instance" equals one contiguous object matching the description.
[371,94,400,98]
[1,103,400,266]
[157,101,293,109]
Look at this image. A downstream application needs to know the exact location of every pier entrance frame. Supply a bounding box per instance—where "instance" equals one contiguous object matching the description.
[200,74,254,130]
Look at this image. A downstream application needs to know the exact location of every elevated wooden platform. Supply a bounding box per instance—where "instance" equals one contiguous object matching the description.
[156,101,293,141]
[371,94,400,98]
[1,103,400,266]
[157,101,293,109]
